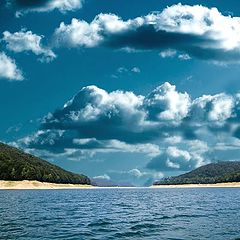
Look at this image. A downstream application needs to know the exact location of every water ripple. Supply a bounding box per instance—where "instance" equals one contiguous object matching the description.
[0,188,240,239]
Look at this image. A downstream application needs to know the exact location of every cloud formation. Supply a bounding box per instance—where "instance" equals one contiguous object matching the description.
[147,140,209,172]
[15,82,240,172]
[144,82,191,122]
[3,30,56,62]
[159,49,177,58]
[0,52,23,81]
[92,174,111,181]
[107,168,164,186]
[111,66,141,78]
[11,0,84,16]
[54,4,240,64]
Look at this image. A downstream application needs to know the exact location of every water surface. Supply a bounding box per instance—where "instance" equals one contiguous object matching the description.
[0,188,240,239]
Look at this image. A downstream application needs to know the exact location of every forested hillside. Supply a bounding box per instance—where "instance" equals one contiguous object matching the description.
[0,142,91,185]
[154,162,240,185]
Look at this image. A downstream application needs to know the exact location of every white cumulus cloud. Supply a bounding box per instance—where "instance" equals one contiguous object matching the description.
[3,30,56,62]
[190,93,234,126]
[14,82,240,173]
[53,4,240,64]
[147,140,210,172]
[145,82,191,122]
[15,0,84,16]
[0,52,23,81]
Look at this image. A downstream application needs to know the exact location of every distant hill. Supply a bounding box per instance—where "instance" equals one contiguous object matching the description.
[91,178,118,187]
[0,142,91,185]
[154,162,240,185]
[91,178,135,187]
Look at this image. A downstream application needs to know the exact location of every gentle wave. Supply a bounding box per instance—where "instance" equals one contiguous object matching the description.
[0,188,240,239]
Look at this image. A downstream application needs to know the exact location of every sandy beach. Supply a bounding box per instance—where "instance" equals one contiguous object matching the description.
[0,180,94,190]
[1,180,240,189]
[151,182,240,188]
[0,180,136,190]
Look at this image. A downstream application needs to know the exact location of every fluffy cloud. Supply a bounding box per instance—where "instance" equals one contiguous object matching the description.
[144,82,191,122]
[108,169,164,186]
[54,4,240,64]
[159,49,176,58]
[159,50,191,61]
[19,82,240,144]
[188,93,234,128]
[111,66,141,78]
[0,52,23,81]
[3,30,56,62]
[39,85,151,143]
[54,14,129,48]
[147,141,209,172]
[15,82,240,172]
[12,0,84,16]
[19,129,161,158]
[127,168,163,180]
[131,67,141,73]
[178,54,191,61]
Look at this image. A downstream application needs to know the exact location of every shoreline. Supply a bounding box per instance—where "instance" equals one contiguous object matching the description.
[0,180,137,190]
[1,180,240,190]
[150,182,240,188]
[0,180,94,190]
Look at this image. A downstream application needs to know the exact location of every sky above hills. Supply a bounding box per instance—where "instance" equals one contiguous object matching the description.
[1,0,240,186]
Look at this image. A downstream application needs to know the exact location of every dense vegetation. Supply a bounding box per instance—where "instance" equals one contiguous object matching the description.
[0,142,91,185]
[154,162,240,185]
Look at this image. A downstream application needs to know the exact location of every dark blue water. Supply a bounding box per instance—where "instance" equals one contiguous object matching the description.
[0,188,240,240]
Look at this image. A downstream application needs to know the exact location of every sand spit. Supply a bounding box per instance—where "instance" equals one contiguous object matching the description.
[0,180,94,190]
[151,182,240,188]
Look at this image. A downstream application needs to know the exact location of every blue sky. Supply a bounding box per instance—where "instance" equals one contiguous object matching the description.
[1,0,240,186]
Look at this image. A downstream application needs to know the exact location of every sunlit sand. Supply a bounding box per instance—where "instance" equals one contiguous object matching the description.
[1,180,240,189]
[151,182,240,188]
[0,180,94,190]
